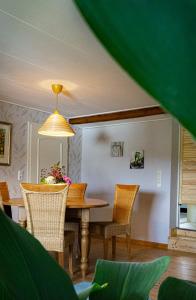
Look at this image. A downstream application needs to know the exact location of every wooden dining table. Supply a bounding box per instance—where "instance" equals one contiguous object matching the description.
[3,197,108,278]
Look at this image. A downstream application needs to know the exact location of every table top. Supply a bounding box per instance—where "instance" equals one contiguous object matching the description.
[3,197,108,209]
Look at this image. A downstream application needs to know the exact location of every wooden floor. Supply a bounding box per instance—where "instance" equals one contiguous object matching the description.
[66,238,196,300]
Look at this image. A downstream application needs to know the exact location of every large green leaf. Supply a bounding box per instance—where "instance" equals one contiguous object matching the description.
[74,0,196,138]
[90,257,170,300]
[0,210,78,299]
[0,210,107,300]
[158,277,196,300]
[0,210,78,300]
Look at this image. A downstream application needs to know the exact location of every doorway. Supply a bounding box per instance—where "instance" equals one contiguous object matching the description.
[27,122,68,183]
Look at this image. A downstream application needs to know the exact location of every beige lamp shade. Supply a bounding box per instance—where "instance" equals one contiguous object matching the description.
[38,110,75,137]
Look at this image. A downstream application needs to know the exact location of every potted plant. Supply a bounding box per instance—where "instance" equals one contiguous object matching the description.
[40,162,72,185]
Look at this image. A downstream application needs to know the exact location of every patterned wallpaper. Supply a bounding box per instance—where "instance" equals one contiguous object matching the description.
[68,126,82,183]
[0,101,82,197]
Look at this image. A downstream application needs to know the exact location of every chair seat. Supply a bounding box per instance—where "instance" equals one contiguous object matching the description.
[90,222,129,239]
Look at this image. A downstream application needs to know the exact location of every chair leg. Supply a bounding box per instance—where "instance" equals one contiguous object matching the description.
[87,234,91,258]
[103,238,109,259]
[78,229,81,257]
[57,251,65,269]
[126,233,131,257]
[112,236,116,260]
[75,243,80,259]
[68,244,73,277]
[72,230,79,259]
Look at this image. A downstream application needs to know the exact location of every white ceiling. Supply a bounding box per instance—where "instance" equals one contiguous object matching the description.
[0,0,157,118]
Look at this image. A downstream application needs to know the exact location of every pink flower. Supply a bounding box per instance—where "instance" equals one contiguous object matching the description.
[63,176,72,185]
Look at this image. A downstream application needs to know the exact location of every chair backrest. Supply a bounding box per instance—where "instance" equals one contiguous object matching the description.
[0,182,10,202]
[158,277,196,300]
[20,183,69,252]
[0,182,12,216]
[91,256,170,300]
[67,183,87,201]
[113,184,139,224]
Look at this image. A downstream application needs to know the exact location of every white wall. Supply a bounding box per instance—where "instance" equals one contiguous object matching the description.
[81,116,173,244]
[170,121,180,228]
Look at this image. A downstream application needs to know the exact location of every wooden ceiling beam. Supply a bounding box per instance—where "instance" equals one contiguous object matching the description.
[69,106,165,125]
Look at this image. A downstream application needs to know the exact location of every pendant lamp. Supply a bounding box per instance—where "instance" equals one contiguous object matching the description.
[38,84,75,137]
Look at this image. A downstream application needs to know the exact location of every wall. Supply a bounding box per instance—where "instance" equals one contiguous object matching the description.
[0,101,47,197]
[0,101,82,197]
[0,100,178,243]
[81,116,173,244]
[169,120,179,228]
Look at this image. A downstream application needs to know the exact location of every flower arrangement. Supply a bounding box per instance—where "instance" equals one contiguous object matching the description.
[40,162,72,185]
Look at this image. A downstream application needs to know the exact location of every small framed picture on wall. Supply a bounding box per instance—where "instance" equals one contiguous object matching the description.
[111,141,124,157]
[130,150,144,169]
[0,122,12,166]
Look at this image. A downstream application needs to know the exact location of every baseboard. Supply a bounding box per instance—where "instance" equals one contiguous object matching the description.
[168,228,196,253]
[116,237,168,249]
[92,235,168,249]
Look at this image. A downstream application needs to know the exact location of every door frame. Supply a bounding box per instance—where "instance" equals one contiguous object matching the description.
[27,121,33,182]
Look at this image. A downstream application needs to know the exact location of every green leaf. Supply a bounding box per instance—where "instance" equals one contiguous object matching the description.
[0,210,78,300]
[90,257,170,300]
[158,277,196,300]
[40,178,46,184]
[74,0,196,138]
[78,282,109,300]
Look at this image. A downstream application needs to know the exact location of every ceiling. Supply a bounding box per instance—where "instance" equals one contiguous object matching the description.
[0,0,157,118]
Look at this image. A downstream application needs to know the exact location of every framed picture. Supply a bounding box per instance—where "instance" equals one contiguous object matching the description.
[130,150,144,169]
[111,141,124,157]
[0,122,12,166]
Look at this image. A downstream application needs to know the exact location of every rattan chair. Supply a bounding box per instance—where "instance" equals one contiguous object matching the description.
[0,182,12,217]
[65,183,87,255]
[90,184,139,259]
[0,193,3,210]
[67,183,87,201]
[20,183,74,275]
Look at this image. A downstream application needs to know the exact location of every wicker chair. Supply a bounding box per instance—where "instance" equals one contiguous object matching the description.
[20,183,74,275]
[90,184,139,259]
[0,182,12,217]
[65,183,87,255]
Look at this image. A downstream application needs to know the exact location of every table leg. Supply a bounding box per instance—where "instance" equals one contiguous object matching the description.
[80,208,90,279]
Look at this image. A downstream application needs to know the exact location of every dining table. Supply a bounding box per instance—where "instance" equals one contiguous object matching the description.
[3,197,108,279]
